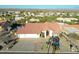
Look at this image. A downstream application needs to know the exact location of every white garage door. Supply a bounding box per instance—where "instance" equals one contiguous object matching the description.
[17,34,40,38]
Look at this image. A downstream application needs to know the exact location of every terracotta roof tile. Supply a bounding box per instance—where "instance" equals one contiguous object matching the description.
[64,24,79,29]
[16,22,61,34]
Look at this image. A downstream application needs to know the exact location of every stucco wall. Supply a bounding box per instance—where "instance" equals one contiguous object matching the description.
[49,30,54,37]
[17,34,40,38]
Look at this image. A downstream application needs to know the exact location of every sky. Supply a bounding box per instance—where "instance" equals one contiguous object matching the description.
[0,5,79,9]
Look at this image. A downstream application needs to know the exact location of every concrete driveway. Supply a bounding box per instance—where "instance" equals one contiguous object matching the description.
[5,38,49,53]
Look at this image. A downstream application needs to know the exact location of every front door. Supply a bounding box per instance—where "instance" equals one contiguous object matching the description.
[46,30,49,36]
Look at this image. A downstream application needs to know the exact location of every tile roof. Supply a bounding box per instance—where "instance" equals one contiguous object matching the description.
[16,22,61,34]
[64,24,79,29]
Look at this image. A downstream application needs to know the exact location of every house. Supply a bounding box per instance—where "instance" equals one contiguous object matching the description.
[16,22,61,38]
[15,15,25,21]
[63,24,79,35]
[62,24,79,35]
[15,11,20,15]
[56,17,78,22]
[29,18,39,22]
[64,24,79,29]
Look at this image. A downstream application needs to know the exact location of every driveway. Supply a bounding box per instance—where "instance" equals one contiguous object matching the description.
[5,38,49,53]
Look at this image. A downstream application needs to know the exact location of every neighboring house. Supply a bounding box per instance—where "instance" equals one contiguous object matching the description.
[56,17,78,22]
[15,11,20,15]
[29,18,39,22]
[69,13,75,17]
[16,22,61,38]
[63,24,79,35]
[15,16,25,21]
[64,24,79,29]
